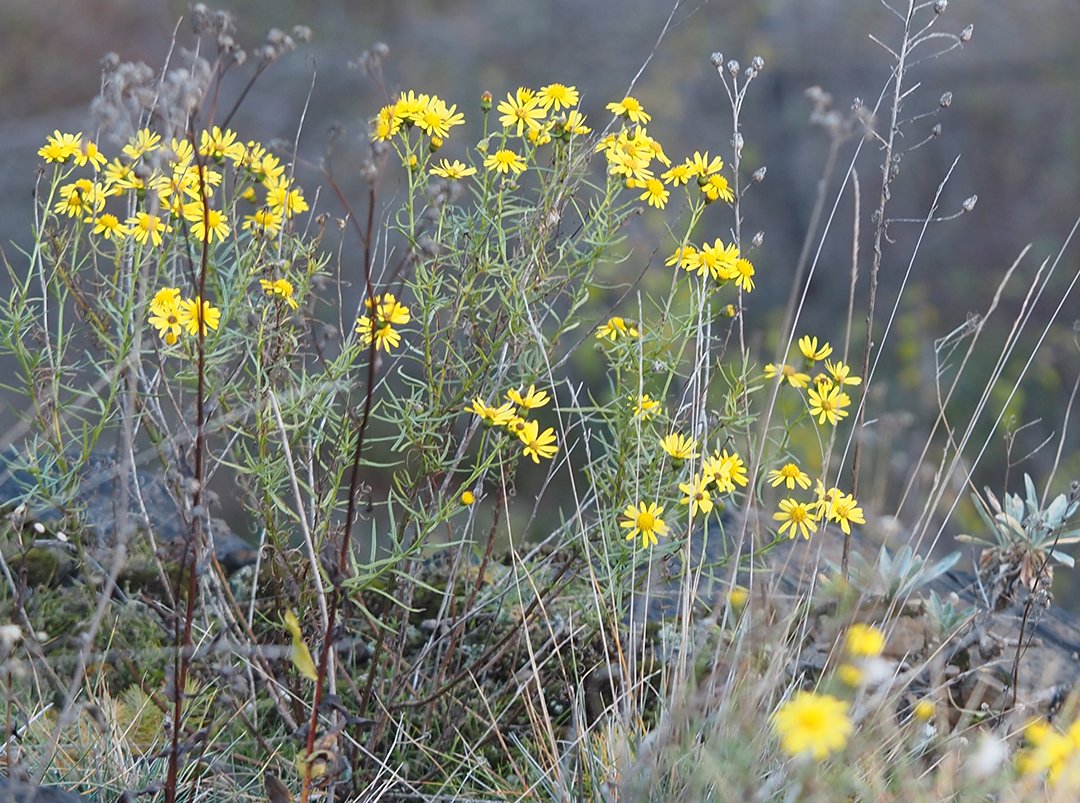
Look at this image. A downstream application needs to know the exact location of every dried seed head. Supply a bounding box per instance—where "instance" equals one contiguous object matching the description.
[751,231,764,248]
[939,91,953,108]
[931,123,942,137]
[372,41,389,58]
[752,166,767,183]
[934,0,947,14]
[960,24,973,42]
[732,131,744,155]
[962,195,978,212]
[726,59,740,77]
[710,52,724,68]
[293,25,313,43]
[751,55,765,71]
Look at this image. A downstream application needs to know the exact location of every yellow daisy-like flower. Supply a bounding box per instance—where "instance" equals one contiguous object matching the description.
[90,214,129,241]
[732,258,755,292]
[126,212,172,247]
[199,126,246,164]
[619,501,667,548]
[178,295,221,337]
[264,176,309,218]
[661,163,693,186]
[461,490,476,506]
[38,131,83,164]
[826,492,865,535]
[356,292,411,352]
[123,128,162,161]
[243,208,283,236]
[845,623,886,658]
[507,384,551,410]
[595,316,639,341]
[373,105,401,141]
[259,278,299,310]
[764,362,811,389]
[466,398,516,428]
[562,110,591,136]
[767,463,812,491]
[678,474,713,518]
[536,83,579,111]
[773,499,818,540]
[701,173,734,203]
[483,149,527,175]
[703,449,749,494]
[518,419,558,463]
[772,691,852,760]
[685,151,724,178]
[665,244,700,272]
[632,394,660,421]
[182,201,230,244]
[808,384,851,426]
[416,96,465,139]
[913,700,935,722]
[798,335,833,362]
[76,140,107,170]
[1018,720,1077,785]
[430,159,477,179]
[606,96,651,124]
[660,432,697,461]
[635,177,669,209]
[698,238,740,282]
[496,88,546,137]
[148,292,183,345]
[825,359,862,387]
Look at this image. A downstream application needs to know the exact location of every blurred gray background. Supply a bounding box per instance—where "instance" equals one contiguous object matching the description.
[1,0,1078,556]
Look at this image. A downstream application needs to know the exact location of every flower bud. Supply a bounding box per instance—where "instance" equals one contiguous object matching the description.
[480,91,492,112]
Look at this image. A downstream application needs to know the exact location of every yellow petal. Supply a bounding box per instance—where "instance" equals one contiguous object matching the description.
[284,610,319,682]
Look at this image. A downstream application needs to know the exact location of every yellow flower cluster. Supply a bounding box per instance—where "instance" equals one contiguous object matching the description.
[373,90,465,143]
[147,287,221,345]
[1018,718,1080,788]
[595,316,639,341]
[665,237,756,292]
[40,127,308,244]
[764,335,861,426]
[771,478,865,541]
[355,293,411,353]
[467,385,558,464]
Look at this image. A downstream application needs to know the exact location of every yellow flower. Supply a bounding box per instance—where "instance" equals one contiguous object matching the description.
[595,317,639,341]
[605,96,651,124]
[698,238,740,282]
[264,176,309,218]
[38,131,84,164]
[122,128,162,161]
[665,244,700,272]
[837,663,863,687]
[177,296,221,337]
[701,173,734,203]
[767,463,811,491]
[703,450,748,494]
[807,384,851,426]
[773,499,818,540]
[182,201,230,244]
[356,293,410,353]
[484,148,527,175]
[562,110,591,136]
[1018,719,1076,785]
[764,363,810,389]
[678,474,713,517]
[826,492,865,535]
[76,140,107,170]
[461,490,476,506]
[798,335,833,362]
[913,700,935,722]
[198,126,245,163]
[772,691,852,760]
[518,420,558,463]
[685,151,724,178]
[619,501,667,548]
[660,432,697,461]
[845,623,885,658]
[466,398,515,427]
[373,105,401,141]
[536,83,579,111]
[148,292,183,345]
[728,585,749,609]
[430,159,477,179]
[732,258,755,292]
[90,214,129,241]
[635,177,669,209]
[127,212,171,247]
[259,278,300,310]
[506,384,551,410]
[661,163,693,186]
[416,96,465,139]
[825,359,862,387]
[496,88,546,136]
[632,394,660,421]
